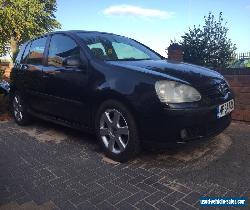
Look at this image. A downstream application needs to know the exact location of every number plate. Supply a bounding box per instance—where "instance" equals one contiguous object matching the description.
[217,99,234,118]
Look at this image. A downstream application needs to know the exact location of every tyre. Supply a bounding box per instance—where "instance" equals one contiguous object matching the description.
[95,100,140,162]
[12,92,32,126]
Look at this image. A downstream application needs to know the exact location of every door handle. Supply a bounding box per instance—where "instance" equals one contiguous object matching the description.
[42,74,49,78]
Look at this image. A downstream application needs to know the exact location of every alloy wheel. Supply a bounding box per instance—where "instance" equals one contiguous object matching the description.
[13,95,23,121]
[99,109,129,154]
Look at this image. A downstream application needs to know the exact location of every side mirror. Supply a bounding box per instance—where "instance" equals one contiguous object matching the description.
[63,56,83,68]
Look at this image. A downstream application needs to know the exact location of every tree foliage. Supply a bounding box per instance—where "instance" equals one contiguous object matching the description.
[0,0,60,58]
[179,12,236,68]
[0,68,3,81]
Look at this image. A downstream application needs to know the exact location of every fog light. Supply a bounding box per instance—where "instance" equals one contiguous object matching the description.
[180,129,188,139]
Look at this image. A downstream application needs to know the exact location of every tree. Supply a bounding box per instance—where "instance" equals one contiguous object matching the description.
[179,12,236,68]
[0,67,3,81]
[0,0,60,60]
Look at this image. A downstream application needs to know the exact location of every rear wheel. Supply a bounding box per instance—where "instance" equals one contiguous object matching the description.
[95,100,140,162]
[12,92,32,126]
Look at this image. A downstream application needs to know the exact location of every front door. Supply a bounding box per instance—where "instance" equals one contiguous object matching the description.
[42,34,90,126]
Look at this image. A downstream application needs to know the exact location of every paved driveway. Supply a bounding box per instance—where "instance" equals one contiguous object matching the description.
[0,119,249,210]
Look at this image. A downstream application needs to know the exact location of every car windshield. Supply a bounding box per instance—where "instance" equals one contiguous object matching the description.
[77,33,162,61]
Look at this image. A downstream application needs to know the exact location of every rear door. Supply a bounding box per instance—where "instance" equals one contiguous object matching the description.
[22,36,48,112]
[42,33,90,125]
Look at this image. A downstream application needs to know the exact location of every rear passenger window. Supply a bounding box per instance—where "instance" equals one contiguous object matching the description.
[48,34,80,67]
[21,42,31,64]
[26,37,47,65]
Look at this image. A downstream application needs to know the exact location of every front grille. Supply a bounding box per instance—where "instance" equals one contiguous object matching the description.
[199,81,231,103]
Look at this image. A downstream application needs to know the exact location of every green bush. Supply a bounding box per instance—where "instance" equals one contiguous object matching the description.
[178,12,236,68]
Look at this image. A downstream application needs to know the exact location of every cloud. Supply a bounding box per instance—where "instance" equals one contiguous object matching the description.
[103,5,175,19]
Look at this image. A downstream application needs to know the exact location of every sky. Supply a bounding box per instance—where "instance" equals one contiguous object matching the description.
[55,0,250,56]
[0,0,247,60]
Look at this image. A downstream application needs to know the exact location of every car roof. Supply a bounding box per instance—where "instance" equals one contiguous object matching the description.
[24,30,123,44]
[19,30,130,50]
[46,30,120,37]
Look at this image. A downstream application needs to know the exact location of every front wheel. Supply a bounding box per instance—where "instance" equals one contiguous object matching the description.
[12,92,32,126]
[95,100,140,162]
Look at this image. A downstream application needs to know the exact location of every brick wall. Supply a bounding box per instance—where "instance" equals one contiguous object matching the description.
[0,61,12,81]
[219,68,250,122]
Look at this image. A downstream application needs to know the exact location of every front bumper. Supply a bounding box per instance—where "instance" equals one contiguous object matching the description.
[139,103,232,148]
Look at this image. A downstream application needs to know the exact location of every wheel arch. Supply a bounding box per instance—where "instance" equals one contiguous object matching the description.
[91,90,139,129]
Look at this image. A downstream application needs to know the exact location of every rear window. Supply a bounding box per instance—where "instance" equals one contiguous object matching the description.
[26,37,47,65]
[48,34,80,67]
[14,44,27,65]
[21,42,31,64]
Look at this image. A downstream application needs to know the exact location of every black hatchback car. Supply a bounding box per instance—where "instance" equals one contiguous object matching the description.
[10,30,234,162]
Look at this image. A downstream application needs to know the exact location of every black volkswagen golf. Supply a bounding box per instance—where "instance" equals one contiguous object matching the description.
[10,30,234,162]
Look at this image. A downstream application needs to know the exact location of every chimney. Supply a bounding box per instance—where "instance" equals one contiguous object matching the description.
[167,43,183,62]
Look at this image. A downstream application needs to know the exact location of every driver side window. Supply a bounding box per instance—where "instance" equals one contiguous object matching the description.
[48,34,80,67]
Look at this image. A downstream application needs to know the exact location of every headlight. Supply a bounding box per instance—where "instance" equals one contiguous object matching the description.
[155,80,201,103]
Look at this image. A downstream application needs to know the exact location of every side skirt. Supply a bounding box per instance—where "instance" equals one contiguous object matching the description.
[28,109,94,134]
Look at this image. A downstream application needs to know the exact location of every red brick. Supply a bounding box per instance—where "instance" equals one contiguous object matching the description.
[239,87,250,93]
[243,110,250,121]
[231,87,241,94]
[235,104,250,111]
[228,79,243,87]
[228,80,241,87]
[224,74,250,122]
[224,75,235,83]
[238,75,250,84]
[236,93,250,105]
[231,110,244,121]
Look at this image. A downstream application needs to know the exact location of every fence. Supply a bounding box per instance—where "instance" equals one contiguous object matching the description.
[234,52,250,59]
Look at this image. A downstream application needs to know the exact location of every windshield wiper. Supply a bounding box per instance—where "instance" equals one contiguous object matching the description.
[118,58,151,61]
[104,58,152,61]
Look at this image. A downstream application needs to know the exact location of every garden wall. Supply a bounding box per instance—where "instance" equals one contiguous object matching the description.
[218,68,250,122]
[0,61,12,81]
